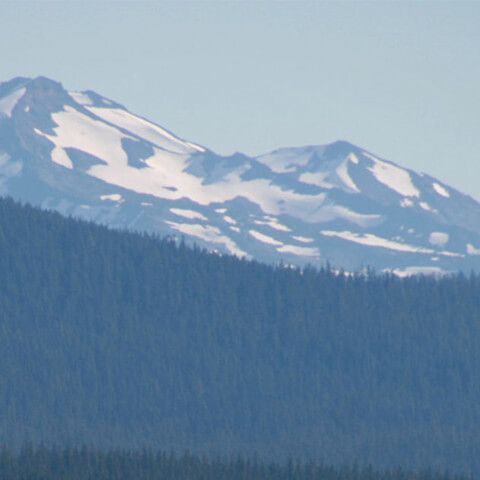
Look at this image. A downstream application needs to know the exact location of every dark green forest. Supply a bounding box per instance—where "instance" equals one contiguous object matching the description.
[0,197,480,475]
[0,445,469,480]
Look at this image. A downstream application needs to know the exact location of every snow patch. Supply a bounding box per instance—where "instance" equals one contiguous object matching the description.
[327,205,382,227]
[467,243,480,255]
[429,232,449,247]
[223,215,237,225]
[400,198,414,208]
[0,87,26,117]
[349,153,359,164]
[170,208,207,221]
[254,217,291,232]
[388,266,445,278]
[336,159,360,193]
[100,193,123,202]
[298,171,333,189]
[321,230,434,253]
[87,106,204,154]
[432,182,450,198]
[69,91,93,106]
[364,152,419,197]
[292,235,314,243]
[277,244,320,257]
[257,148,320,173]
[34,107,129,170]
[438,250,463,258]
[166,221,247,257]
[141,202,153,206]
[419,201,438,213]
[230,226,241,233]
[249,230,283,246]
[215,208,227,213]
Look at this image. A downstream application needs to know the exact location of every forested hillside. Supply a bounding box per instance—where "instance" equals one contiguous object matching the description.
[0,445,469,480]
[0,197,480,475]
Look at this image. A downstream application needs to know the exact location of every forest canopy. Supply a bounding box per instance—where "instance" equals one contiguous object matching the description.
[0,197,479,476]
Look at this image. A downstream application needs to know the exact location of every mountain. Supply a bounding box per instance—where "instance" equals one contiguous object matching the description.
[1,75,480,274]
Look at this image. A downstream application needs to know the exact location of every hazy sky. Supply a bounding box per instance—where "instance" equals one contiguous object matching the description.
[1,1,479,200]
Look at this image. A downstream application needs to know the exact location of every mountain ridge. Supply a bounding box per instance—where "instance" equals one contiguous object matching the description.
[1,75,480,274]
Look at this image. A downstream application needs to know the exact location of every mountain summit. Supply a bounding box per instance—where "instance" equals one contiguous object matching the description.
[1,76,480,274]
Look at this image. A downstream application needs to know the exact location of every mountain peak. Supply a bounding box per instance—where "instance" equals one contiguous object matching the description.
[0,76,65,96]
[27,75,64,90]
[0,76,30,100]
[1,75,480,274]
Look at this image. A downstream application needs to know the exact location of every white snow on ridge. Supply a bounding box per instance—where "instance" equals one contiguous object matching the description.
[297,153,360,193]
[0,87,26,117]
[254,217,291,232]
[35,106,130,170]
[419,201,438,213]
[400,198,414,208]
[249,230,283,246]
[86,106,204,154]
[387,266,445,278]
[87,141,338,222]
[429,232,449,247]
[329,205,382,227]
[277,244,320,257]
[292,235,314,243]
[256,148,321,173]
[100,193,123,202]
[432,182,450,198]
[467,244,480,255]
[33,106,431,233]
[321,230,434,254]
[348,153,359,164]
[166,221,247,257]
[34,127,73,169]
[69,91,94,106]
[299,171,333,189]
[170,208,207,220]
[336,158,360,193]
[437,250,463,258]
[223,215,237,225]
[363,152,420,197]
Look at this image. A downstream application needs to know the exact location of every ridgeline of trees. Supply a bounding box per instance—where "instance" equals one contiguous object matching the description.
[0,197,479,475]
[0,445,470,480]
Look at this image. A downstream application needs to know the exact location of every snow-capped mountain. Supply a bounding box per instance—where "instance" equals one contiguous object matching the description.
[1,75,480,274]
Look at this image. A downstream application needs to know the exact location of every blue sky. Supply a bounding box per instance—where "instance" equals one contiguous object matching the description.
[1,1,479,200]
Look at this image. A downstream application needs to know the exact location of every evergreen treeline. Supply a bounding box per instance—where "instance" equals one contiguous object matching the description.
[0,197,480,475]
[0,445,469,480]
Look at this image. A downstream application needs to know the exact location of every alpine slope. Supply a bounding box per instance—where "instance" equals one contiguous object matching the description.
[1,76,480,275]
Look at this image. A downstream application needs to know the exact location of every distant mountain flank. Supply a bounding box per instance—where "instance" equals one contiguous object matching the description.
[1,75,480,273]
